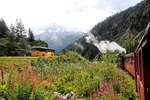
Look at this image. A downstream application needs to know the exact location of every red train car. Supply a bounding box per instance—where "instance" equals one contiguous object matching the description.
[123,23,150,100]
[134,23,150,100]
[124,53,135,76]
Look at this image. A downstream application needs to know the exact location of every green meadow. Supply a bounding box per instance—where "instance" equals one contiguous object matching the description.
[0,56,37,68]
[0,52,137,100]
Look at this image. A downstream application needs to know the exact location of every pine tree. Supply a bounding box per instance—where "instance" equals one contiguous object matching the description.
[0,18,9,38]
[15,18,27,39]
[28,28,34,42]
[9,24,16,41]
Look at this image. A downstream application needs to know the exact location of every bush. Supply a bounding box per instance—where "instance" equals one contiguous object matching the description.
[32,51,87,71]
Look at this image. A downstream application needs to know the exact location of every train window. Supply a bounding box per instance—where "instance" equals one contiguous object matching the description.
[130,57,132,65]
[125,57,128,62]
[139,51,143,81]
[140,51,143,82]
[125,58,127,62]
[137,84,140,95]
[132,56,135,66]
[128,58,130,64]
[131,57,133,65]
[129,58,132,64]
[137,53,139,75]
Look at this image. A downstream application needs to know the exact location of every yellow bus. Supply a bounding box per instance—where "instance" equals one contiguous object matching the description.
[31,47,55,56]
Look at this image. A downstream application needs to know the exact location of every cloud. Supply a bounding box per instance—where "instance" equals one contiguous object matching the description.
[35,30,45,35]
[0,0,142,32]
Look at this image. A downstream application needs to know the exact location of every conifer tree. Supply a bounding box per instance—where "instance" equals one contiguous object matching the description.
[15,18,27,39]
[28,28,34,42]
[0,18,9,38]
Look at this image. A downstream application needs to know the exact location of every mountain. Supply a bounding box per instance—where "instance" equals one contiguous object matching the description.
[35,24,85,50]
[64,0,150,59]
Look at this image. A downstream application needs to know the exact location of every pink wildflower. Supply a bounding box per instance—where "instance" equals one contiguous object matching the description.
[99,77,102,81]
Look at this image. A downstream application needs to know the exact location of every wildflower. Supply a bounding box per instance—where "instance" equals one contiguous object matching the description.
[18,72,21,83]
[97,88,99,93]
[104,91,108,95]
[120,87,123,92]
[1,65,4,85]
[95,96,98,100]
[33,78,37,82]
[113,90,117,94]
[99,77,102,81]
[112,94,115,97]
[52,75,55,81]
[38,74,41,77]
[49,80,53,85]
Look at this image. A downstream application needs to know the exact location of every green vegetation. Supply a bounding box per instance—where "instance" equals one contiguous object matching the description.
[0,57,37,68]
[0,52,137,100]
[65,0,150,58]
[115,30,145,53]
[0,18,48,56]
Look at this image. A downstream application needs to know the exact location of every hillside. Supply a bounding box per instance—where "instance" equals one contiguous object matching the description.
[35,24,85,50]
[64,0,150,59]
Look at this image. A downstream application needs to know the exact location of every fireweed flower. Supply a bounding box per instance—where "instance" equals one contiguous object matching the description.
[38,74,41,77]
[99,77,102,81]
[104,91,108,95]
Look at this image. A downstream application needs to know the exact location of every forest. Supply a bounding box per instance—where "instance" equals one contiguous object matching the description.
[64,0,150,59]
[0,18,47,56]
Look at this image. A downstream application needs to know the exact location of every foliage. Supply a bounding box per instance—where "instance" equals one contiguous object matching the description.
[0,19,9,38]
[0,52,137,100]
[15,19,27,40]
[98,51,120,63]
[28,28,35,43]
[115,30,145,53]
[32,52,136,99]
[0,18,48,56]
[32,51,87,69]
[64,0,149,59]
[0,57,37,68]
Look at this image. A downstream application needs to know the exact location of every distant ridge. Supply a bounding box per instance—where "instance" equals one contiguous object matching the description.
[35,24,85,50]
[64,0,150,59]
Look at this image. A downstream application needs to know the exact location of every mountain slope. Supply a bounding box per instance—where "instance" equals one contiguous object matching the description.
[64,0,150,59]
[35,25,85,50]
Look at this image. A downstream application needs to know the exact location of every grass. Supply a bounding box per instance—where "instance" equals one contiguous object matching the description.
[0,56,37,68]
[0,52,137,100]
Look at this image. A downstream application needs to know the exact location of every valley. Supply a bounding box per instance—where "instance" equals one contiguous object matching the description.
[0,0,149,100]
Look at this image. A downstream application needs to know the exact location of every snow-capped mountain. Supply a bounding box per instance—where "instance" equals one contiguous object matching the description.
[34,24,85,50]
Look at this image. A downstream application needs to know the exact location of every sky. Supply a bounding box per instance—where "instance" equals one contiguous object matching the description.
[0,0,142,33]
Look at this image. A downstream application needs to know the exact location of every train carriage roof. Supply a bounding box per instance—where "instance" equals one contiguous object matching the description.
[136,22,150,52]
